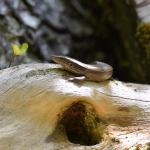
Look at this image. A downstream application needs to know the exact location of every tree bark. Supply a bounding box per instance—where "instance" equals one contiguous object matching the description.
[0,63,150,149]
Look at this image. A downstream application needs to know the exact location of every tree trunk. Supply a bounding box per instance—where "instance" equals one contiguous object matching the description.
[0,63,150,149]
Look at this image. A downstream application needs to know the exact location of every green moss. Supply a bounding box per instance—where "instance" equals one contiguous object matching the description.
[60,101,106,146]
[137,23,150,50]
[25,68,72,78]
[136,22,150,82]
[137,23,150,62]
[25,69,49,78]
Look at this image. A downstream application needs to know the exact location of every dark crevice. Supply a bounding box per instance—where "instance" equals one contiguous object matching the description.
[60,101,106,146]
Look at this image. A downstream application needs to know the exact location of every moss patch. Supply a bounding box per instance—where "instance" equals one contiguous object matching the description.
[25,67,73,78]
[60,101,106,146]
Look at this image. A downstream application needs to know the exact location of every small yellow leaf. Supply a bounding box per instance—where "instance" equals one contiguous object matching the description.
[20,43,28,53]
[11,43,29,56]
[11,44,22,56]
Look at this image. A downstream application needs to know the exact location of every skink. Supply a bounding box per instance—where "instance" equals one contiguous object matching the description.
[51,55,113,82]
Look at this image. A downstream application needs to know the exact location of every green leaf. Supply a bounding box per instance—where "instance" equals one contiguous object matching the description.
[20,43,29,53]
[12,44,22,56]
[12,43,29,56]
